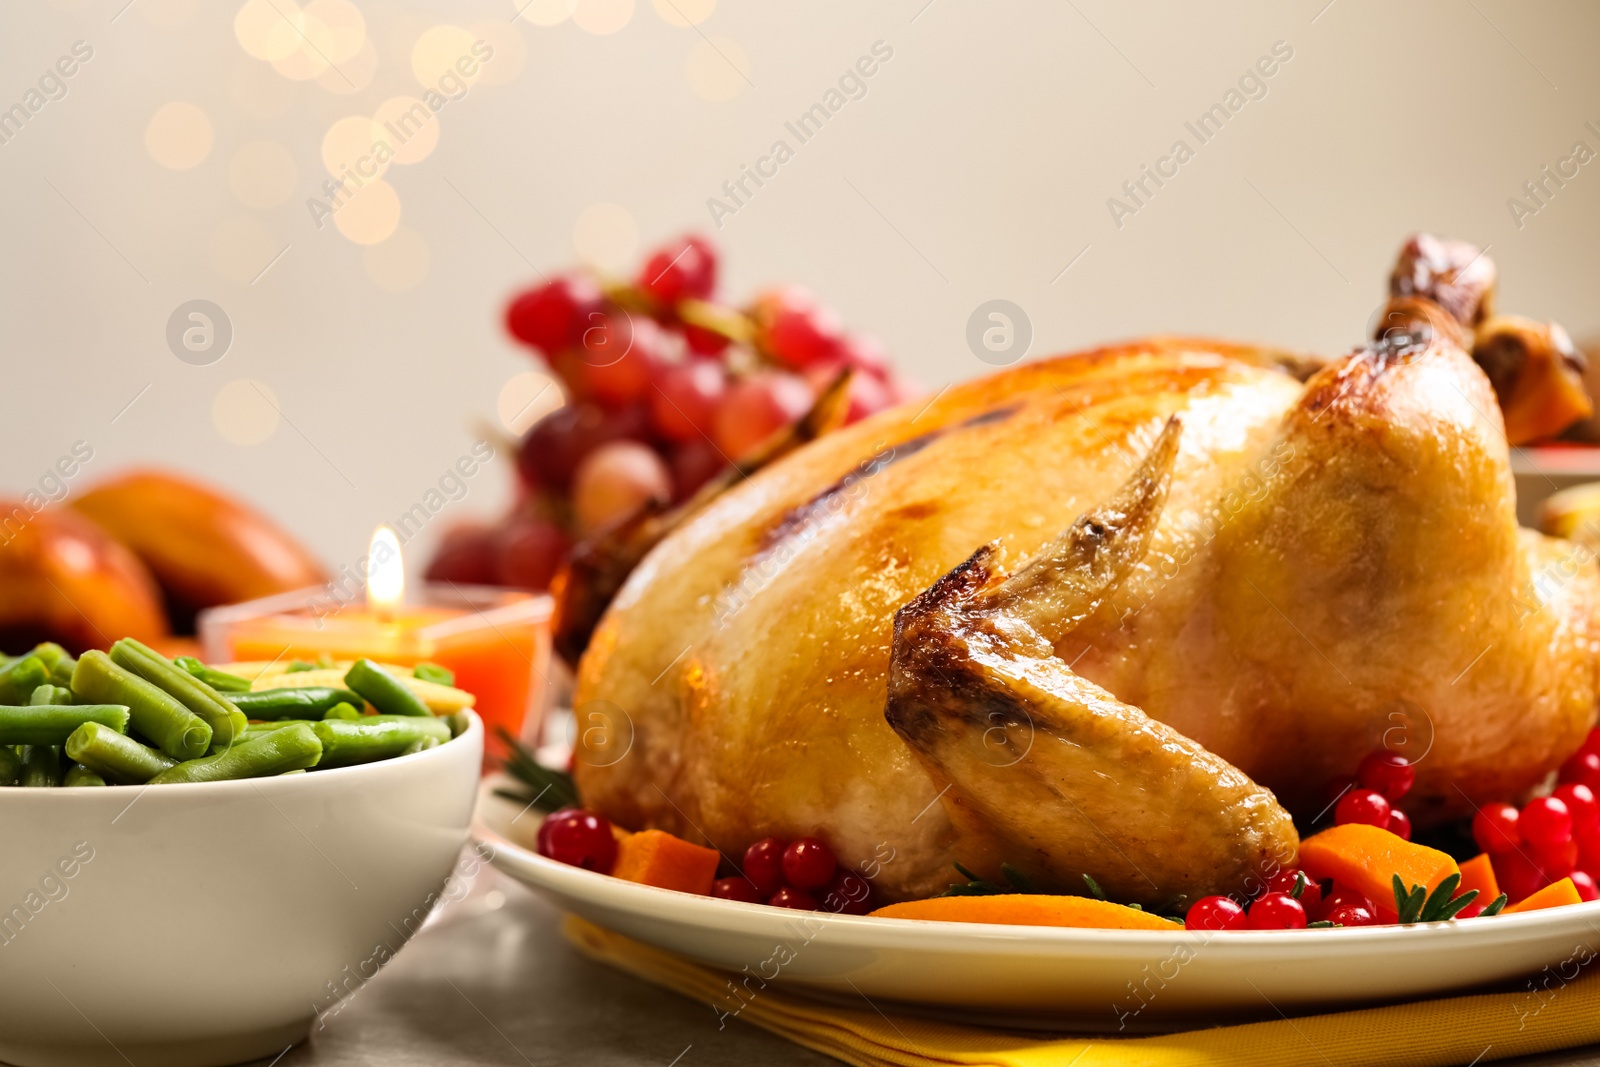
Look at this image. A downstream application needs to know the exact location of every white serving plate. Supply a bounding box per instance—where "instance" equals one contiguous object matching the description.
[475,783,1600,1031]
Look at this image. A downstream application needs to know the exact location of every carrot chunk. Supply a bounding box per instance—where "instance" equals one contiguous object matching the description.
[869,894,1180,930]
[1299,823,1460,909]
[1458,853,1500,903]
[611,829,720,895]
[1504,877,1582,914]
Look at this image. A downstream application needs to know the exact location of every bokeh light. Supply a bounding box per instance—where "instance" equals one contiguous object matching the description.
[317,38,377,94]
[208,216,281,286]
[686,37,749,102]
[573,0,634,35]
[572,202,638,270]
[213,379,282,445]
[498,370,566,435]
[653,0,714,27]
[333,179,402,245]
[373,97,439,165]
[145,102,214,170]
[411,25,481,89]
[363,226,431,292]
[303,0,366,62]
[322,115,389,182]
[468,20,528,86]
[235,0,301,62]
[228,140,298,209]
[511,0,575,27]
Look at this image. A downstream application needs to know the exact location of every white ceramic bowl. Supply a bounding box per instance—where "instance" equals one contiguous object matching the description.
[0,712,482,1067]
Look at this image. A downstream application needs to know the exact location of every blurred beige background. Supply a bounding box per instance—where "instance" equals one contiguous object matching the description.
[2,0,1596,566]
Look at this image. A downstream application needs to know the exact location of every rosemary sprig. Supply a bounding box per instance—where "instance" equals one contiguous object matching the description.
[1481,893,1509,916]
[1306,920,1338,928]
[495,726,580,812]
[1082,873,1106,900]
[1392,872,1480,924]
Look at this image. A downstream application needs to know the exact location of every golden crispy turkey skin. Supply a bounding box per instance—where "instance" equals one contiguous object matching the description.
[572,326,1600,903]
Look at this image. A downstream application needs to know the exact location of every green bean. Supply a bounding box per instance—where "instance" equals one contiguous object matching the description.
[311,716,451,767]
[322,701,362,721]
[110,639,246,748]
[0,656,49,704]
[0,746,22,787]
[413,662,455,687]
[446,711,472,738]
[28,643,77,687]
[222,687,366,720]
[148,722,322,784]
[402,735,440,755]
[285,661,317,673]
[0,704,129,746]
[174,656,253,693]
[65,722,177,784]
[19,745,61,788]
[29,684,75,706]
[344,659,431,718]
[70,652,211,760]
[63,763,106,787]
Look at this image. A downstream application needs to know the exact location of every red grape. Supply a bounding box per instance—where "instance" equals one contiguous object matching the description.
[713,371,814,458]
[1472,802,1521,854]
[1185,895,1246,931]
[710,877,763,904]
[754,286,844,369]
[518,403,649,491]
[668,439,725,501]
[1521,797,1573,847]
[837,333,889,378]
[637,234,717,305]
[495,515,571,590]
[681,322,731,357]
[1246,891,1306,930]
[424,522,499,585]
[743,838,786,897]
[650,360,727,443]
[804,363,892,424]
[506,275,603,356]
[781,838,837,890]
[581,315,666,409]
[571,441,672,534]
[536,808,617,874]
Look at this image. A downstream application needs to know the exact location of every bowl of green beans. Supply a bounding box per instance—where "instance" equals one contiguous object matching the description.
[0,640,483,1067]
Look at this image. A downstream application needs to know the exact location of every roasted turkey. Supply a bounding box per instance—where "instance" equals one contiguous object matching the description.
[567,238,1600,905]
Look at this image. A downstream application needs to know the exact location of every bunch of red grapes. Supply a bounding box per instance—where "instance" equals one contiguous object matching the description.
[426,234,917,591]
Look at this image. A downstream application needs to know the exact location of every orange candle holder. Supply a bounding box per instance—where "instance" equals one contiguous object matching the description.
[197,583,554,769]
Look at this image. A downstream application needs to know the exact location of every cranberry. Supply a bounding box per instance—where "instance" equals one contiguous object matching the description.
[1521,797,1574,848]
[1555,783,1600,832]
[782,837,838,891]
[1316,885,1374,922]
[1387,809,1413,841]
[1582,728,1600,758]
[1579,822,1600,872]
[1572,870,1600,902]
[1496,850,1545,903]
[1472,802,1522,854]
[536,809,618,874]
[711,877,763,904]
[637,234,717,306]
[1325,902,1378,927]
[1561,751,1600,792]
[1335,788,1392,829]
[1266,869,1323,913]
[819,869,874,915]
[1534,838,1578,879]
[1246,891,1307,930]
[1185,895,1246,931]
[768,887,818,910]
[1357,750,1415,801]
[743,837,786,897]
[1455,900,1485,919]
[506,275,604,356]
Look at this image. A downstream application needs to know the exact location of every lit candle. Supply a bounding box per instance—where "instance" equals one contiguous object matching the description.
[198,526,553,768]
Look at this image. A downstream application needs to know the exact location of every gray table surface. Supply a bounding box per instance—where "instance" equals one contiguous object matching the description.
[262,862,1600,1067]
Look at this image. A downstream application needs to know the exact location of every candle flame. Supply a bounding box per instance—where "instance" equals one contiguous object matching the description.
[367,525,404,617]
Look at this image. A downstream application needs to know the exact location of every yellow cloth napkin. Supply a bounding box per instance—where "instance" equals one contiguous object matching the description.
[565,916,1600,1067]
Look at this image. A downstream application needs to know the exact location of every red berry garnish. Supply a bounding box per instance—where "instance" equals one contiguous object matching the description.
[1560,751,1600,791]
[1572,870,1599,902]
[1325,902,1378,927]
[768,887,818,910]
[1555,783,1600,832]
[637,234,717,306]
[1455,900,1485,919]
[1185,895,1246,931]
[1578,822,1600,872]
[1521,796,1573,848]
[1317,886,1374,922]
[1387,809,1412,841]
[650,360,727,443]
[535,808,618,874]
[710,877,763,904]
[1246,891,1307,930]
[820,869,874,915]
[506,275,604,356]
[754,286,844,369]
[1266,869,1323,913]
[1495,850,1545,903]
[1582,728,1600,758]
[1472,802,1521,854]
[1335,788,1392,829]
[1534,838,1578,879]
[743,837,786,897]
[1357,750,1415,801]
[781,837,838,891]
